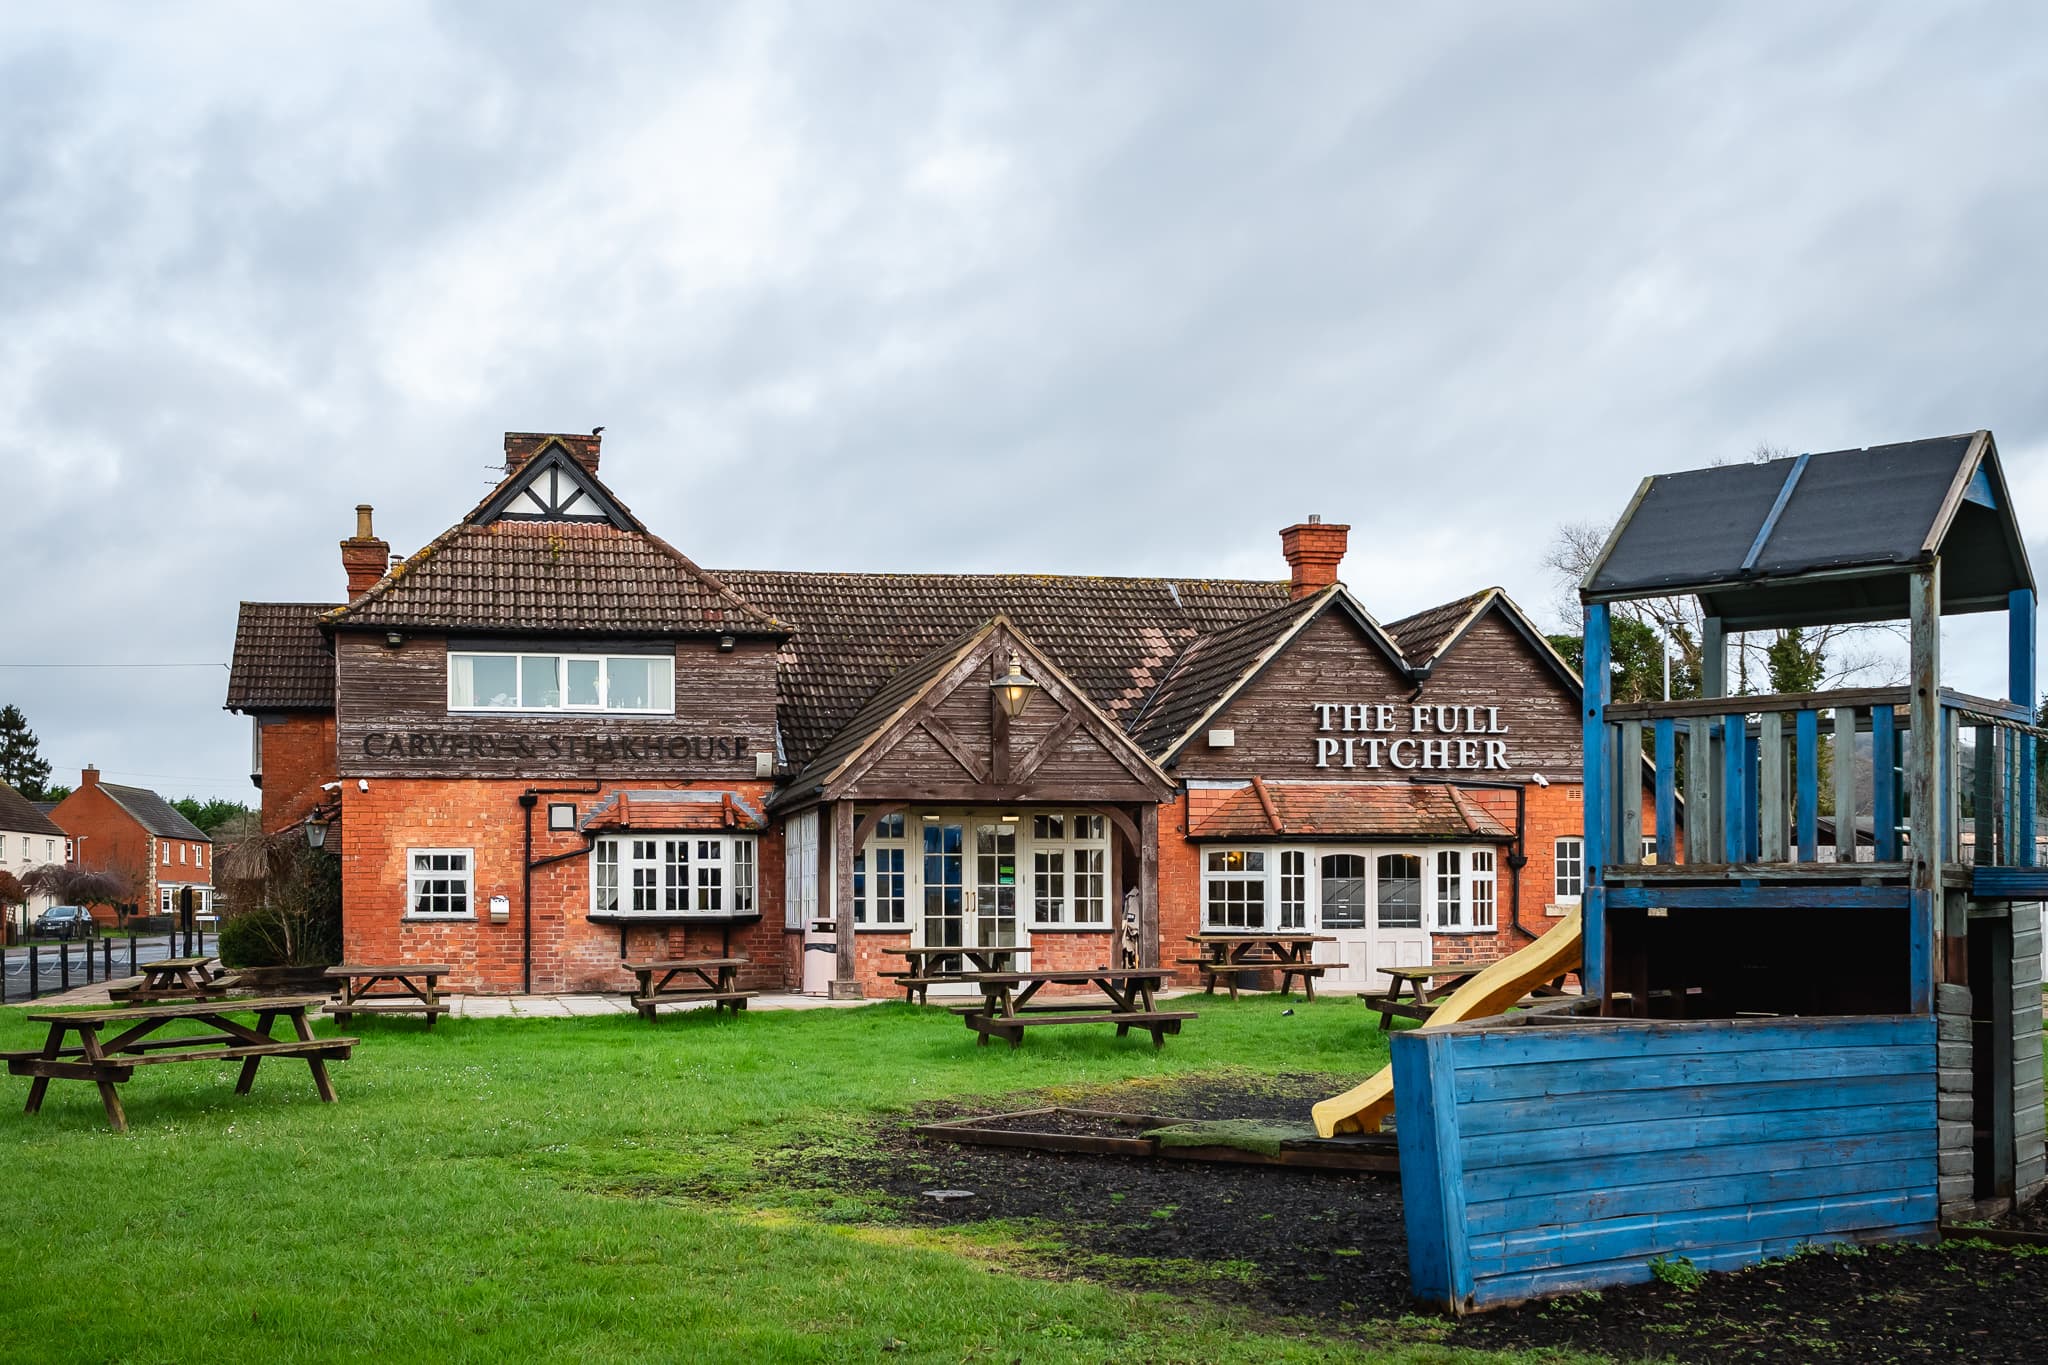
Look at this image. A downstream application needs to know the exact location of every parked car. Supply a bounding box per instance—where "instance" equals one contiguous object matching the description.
[32,905,96,941]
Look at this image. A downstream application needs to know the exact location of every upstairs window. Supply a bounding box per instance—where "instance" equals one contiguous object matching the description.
[449,651,674,713]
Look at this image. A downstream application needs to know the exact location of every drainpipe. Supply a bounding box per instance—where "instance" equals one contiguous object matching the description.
[518,783,604,994]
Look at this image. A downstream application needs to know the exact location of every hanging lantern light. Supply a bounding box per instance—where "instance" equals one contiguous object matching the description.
[990,651,1040,719]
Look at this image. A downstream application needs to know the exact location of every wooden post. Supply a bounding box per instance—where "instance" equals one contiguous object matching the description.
[829,800,863,1000]
[1833,707,1859,863]
[1758,711,1787,863]
[990,654,1012,789]
[1138,803,1160,969]
[1908,564,1943,1005]
[2013,588,2037,866]
[1701,614,1726,863]
[1581,603,1611,1003]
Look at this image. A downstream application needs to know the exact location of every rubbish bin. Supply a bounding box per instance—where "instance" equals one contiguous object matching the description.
[802,917,838,995]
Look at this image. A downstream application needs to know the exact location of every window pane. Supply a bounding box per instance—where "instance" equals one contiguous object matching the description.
[607,657,653,709]
[648,657,675,712]
[1320,854,1366,928]
[521,656,561,708]
[566,658,601,707]
[1377,855,1423,929]
[452,654,518,708]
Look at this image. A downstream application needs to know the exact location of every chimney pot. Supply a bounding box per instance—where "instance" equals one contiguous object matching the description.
[355,504,374,539]
[81,765,100,789]
[341,504,393,599]
[1279,520,1350,600]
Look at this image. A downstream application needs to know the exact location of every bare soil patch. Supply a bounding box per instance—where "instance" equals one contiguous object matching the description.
[830,1072,2048,1363]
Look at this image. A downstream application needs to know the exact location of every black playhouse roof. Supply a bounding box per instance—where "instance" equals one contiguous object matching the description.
[1581,431,2033,629]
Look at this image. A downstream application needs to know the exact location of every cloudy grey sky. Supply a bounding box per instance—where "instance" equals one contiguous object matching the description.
[5,2,2047,803]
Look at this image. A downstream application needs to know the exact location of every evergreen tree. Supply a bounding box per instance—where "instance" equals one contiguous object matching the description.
[0,705,53,801]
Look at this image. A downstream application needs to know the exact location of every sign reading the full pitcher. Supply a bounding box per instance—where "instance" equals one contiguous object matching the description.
[1312,703,1510,771]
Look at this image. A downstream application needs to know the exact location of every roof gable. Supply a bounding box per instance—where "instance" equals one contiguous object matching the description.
[1129,586,1413,765]
[1401,588,1582,696]
[471,440,637,529]
[226,602,339,712]
[1584,431,2034,627]
[782,615,1173,805]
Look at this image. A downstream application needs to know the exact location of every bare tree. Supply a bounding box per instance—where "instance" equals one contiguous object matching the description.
[21,865,135,927]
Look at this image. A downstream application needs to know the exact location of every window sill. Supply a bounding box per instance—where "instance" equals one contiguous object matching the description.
[1431,926,1499,935]
[588,912,763,926]
[1024,924,1114,934]
[403,915,476,924]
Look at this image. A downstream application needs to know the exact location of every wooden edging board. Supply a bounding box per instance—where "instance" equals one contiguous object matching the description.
[911,1106,1400,1173]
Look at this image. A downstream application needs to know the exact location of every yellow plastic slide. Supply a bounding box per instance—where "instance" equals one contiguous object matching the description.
[1311,908,1584,1138]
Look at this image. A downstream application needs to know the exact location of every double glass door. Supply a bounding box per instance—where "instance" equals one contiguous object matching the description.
[920,817,1022,954]
[1315,848,1430,990]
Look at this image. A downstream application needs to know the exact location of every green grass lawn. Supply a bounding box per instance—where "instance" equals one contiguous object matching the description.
[0,997,1593,1365]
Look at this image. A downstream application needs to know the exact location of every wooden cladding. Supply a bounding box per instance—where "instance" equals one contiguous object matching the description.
[335,632,779,780]
[1175,611,1583,783]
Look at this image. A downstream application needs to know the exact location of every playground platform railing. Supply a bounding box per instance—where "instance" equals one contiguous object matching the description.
[1600,685,2040,878]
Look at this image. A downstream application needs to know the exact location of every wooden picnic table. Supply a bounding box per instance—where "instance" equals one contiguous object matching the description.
[325,963,452,1028]
[107,955,238,1005]
[880,945,1023,1004]
[625,957,757,1020]
[1179,933,1335,1002]
[2,996,357,1133]
[955,968,1195,1049]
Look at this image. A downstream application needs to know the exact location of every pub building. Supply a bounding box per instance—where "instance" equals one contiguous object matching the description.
[227,431,1658,997]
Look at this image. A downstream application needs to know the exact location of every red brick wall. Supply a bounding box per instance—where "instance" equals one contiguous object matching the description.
[840,926,1121,998]
[338,777,785,994]
[47,782,162,924]
[259,714,338,834]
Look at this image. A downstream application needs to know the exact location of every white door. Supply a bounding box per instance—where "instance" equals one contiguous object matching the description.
[1316,852,1374,990]
[1370,850,1432,989]
[914,814,1030,973]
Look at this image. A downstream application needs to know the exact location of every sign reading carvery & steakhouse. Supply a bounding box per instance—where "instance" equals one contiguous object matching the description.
[1311,703,1510,771]
[361,732,750,763]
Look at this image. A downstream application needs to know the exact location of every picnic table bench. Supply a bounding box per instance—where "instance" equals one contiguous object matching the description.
[1178,934,1334,1001]
[1360,965,1573,1028]
[625,957,757,1020]
[324,963,452,1027]
[106,955,240,1004]
[880,945,1021,1004]
[956,968,1194,1049]
[2,996,356,1133]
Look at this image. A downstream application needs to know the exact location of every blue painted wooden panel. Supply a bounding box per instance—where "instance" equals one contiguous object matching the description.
[1745,731,1761,860]
[1605,886,1909,910]
[1972,867,2048,898]
[2012,588,2037,865]
[1394,1015,1938,1313]
[1723,712,1747,862]
[1795,708,1819,859]
[1873,706,1898,860]
[1654,718,1677,864]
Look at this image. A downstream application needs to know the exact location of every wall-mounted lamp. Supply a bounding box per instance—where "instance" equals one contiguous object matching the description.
[718,634,736,653]
[990,651,1040,719]
[304,817,330,850]
[384,631,405,649]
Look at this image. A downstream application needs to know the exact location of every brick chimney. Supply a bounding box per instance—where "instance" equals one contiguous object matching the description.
[504,431,602,476]
[1279,515,1350,599]
[80,765,99,789]
[341,504,392,598]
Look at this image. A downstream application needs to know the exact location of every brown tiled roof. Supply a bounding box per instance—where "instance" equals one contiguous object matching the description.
[226,602,339,711]
[780,625,987,794]
[98,782,211,842]
[330,521,782,635]
[1125,588,1360,758]
[0,781,65,838]
[1384,588,1495,664]
[578,789,767,832]
[712,570,1293,768]
[1187,780,1515,841]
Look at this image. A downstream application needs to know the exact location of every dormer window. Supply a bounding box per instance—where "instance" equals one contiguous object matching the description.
[449,650,675,713]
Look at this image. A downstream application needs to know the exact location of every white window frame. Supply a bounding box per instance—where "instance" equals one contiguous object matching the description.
[1029,812,1111,927]
[854,814,909,927]
[1278,849,1308,930]
[1554,837,1584,903]
[447,650,676,714]
[592,834,759,918]
[1202,848,1270,931]
[786,812,818,930]
[406,848,475,919]
[1432,847,1499,934]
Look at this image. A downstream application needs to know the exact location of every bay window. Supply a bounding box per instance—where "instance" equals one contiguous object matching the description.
[449,650,675,713]
[593,834,760,917]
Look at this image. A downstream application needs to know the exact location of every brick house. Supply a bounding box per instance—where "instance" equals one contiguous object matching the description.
[46,768,214,924]
[228,430,1659,995]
